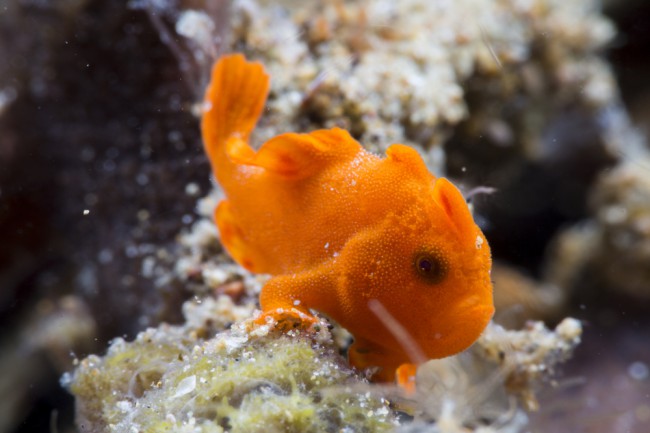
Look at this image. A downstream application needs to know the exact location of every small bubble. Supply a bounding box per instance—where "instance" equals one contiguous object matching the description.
[137,210,150,221]
[102,160,116,172]
[141,256,156,278]
[98,249,113,263]
[136,173,149,186]
[125,245,139,258]
[83,209,90,215]
[185,182,200,196]
[168,94,182,111]
[629,362,649,381]
[168,130,182,142]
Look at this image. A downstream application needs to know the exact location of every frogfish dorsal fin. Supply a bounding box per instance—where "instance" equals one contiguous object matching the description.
[235,127,362,179]
[386,144,431,180]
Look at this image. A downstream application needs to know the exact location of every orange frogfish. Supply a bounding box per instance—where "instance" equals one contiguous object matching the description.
[201,54,494,385]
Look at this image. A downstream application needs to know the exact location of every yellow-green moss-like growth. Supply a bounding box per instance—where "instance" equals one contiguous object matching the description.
[64,322,395,433]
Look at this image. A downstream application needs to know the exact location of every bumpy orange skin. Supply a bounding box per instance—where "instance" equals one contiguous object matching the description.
[201,54,494,383]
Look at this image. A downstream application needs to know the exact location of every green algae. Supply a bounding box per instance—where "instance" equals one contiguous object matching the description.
[66,323,396,433]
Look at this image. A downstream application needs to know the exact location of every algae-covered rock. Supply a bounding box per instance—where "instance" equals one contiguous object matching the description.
[65,292,582,433]
[64,314,396,433]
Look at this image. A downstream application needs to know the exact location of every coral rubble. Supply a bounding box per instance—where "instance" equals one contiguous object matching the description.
[158,0,618,176]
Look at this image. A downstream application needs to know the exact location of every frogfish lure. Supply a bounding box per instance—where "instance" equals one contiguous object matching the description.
[201,54,494,386]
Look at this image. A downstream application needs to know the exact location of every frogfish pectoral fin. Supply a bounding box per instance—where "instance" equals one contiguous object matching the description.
[214,200,257,272]
[258,259,340,316]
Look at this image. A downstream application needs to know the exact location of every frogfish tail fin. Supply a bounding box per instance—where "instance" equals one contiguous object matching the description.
[201,54,270,175]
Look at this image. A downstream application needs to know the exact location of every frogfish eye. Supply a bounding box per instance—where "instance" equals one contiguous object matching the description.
[414,250,448,283]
